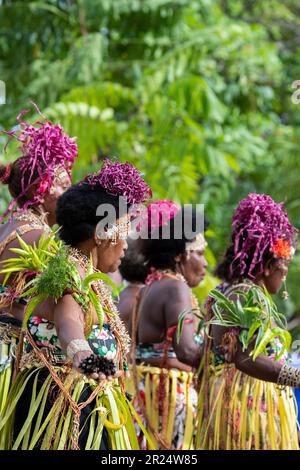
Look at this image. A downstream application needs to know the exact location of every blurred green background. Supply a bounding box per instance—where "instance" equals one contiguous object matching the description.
[1,0,300,332]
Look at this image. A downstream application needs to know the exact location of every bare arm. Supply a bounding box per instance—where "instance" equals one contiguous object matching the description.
[54,294,96,373]
[212,324,282,382]
[54,294,86,354]
[53,294,121,380]
[164,280,202,368]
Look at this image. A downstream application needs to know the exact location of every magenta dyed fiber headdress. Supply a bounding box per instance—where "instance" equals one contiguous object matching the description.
[136,200,180,234]
[84,160,152,204]
[1,102,78,219]
[231,193,298,278]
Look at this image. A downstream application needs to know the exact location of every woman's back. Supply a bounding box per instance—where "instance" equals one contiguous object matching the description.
[137,278,177,344]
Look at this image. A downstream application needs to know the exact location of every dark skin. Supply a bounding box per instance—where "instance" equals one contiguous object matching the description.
[130,248,207,371]
[118,283,143,332]
[54,227,128,380]
[0,173,71,320]
[213,258,290,383]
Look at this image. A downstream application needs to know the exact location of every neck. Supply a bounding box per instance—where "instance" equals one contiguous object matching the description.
[254,276,266,290]
[128,281,144,287]
[236,276,265,290]
[32,204,51,225]
[45,211,55,227]
[74,241,98,267]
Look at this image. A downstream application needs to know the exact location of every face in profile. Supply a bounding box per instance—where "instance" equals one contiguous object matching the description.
[95,215,130,273]
[263,259,289,294]
[43,170,71,215]
[96,238,128,273]
[180,249,207,288]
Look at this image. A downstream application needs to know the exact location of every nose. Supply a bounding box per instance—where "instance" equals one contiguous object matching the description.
[123,239,128,251]
[202,257,208,269]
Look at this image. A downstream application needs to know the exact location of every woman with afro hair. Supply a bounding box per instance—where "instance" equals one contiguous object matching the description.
[0,160,153,450]
[0,104,77,414]
[128,200,208,450]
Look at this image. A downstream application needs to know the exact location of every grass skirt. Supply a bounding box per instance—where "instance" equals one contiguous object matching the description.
[127,364,197,450]
[196,363,299,450]
[0,361,143,450]
[0,319,21,413]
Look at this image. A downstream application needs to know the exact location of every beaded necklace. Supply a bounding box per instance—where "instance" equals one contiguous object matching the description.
[145,267,200,313]
[68,247,131,357]
[12,207,50,232]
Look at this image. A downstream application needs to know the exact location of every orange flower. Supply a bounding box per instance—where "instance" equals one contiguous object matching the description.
[272,239,291,258]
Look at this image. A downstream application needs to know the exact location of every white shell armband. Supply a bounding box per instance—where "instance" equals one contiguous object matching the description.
[66,339,93,360]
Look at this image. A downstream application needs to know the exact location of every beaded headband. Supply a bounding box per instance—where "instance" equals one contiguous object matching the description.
[96,215,131,245]
[186,233,207,252]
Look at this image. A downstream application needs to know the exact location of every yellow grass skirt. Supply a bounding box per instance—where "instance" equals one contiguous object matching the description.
[127,364,197,450]
[0,322,20,413]
[0,360,150,450]
[196,364,299,450]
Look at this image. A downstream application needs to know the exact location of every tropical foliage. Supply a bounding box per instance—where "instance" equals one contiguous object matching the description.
[209,285,291,360]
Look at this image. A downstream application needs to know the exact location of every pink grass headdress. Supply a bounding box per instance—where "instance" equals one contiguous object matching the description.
[134,199,180,237]
[83,159,152,204]
[1,102,78,220]
[231,193,298,278]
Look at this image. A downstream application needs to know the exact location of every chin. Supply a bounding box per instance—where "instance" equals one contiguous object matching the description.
[109,263,119,273]
[268,287,278,295]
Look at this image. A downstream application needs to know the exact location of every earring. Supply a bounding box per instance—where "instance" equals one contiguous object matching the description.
[282,276,289,300]
[95,236,102,246]
[49,186,56,196]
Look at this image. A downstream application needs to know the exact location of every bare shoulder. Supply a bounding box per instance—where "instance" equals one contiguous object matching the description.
[223,281,253,303]
[156,277,190,302]
[4,228,45,250]
[55,294,85,321]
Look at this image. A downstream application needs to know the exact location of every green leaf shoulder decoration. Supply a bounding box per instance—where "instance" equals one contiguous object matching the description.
[176,305,204,345]
[0,229,63,310]
[209,284,291,362]
[0,230,118,336]
[22,248,118,335]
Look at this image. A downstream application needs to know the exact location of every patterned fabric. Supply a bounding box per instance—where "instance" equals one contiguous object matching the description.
[128,365,197,450]
[27,316,118,362]
[136,343,177,361]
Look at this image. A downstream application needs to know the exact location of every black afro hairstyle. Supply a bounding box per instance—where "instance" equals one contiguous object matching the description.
[139,206,208,272]
[56,181,131,246]
[119,238,148,284]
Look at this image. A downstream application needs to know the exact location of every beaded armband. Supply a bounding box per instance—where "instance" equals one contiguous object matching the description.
[277,364,300,388]
[66,339,92,360]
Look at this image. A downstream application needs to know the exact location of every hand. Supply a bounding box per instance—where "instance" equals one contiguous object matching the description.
[73,351,123,381]
[88,369,123,381]
[72,350,94,371]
